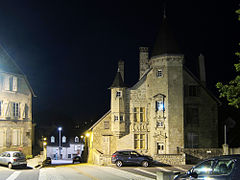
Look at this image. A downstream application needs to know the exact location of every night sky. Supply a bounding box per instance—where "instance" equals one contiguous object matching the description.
[0,0,239,131]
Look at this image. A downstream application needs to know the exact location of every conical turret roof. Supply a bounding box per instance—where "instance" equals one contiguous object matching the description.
[151,17,181,57]
[109,70,127,89]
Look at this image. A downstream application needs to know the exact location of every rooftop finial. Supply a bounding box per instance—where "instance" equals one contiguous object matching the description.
[163,3,166,19]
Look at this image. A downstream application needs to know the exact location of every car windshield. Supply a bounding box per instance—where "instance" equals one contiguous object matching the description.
[192,160,215,175]
[212,159,235,175]
[13,152,24,158]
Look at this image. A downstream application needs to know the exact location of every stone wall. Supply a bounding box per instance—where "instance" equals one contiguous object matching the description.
[180,148,223,164]
[154,154,186,165]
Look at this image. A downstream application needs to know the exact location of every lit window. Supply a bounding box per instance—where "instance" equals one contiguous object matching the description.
[134,134,146,149]
[114,115,118,121]
[133,107,145,122]
[157,69,163,77]
[13,102,19,117]
[116,91,122,97]
[156,101,165,111]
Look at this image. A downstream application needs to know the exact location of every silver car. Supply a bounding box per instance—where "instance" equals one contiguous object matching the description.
[0,151,27,169]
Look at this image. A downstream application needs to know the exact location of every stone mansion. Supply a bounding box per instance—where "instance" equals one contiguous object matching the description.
[0,45,35,155]
[87,17,220,165]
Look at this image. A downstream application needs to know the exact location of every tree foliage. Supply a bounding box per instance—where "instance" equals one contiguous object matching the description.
[216,9,240,108]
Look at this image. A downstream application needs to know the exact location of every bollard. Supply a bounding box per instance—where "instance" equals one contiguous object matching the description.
[157,171,175,180]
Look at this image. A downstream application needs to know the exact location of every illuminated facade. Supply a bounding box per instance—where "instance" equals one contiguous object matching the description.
[0,45,35,155]
[87,17,219,164]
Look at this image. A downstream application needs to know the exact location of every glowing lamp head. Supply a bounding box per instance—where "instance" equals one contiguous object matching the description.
[86,133,90,137]
[81,135,84,138]
[43,142,47,146]
[58,127,62,131]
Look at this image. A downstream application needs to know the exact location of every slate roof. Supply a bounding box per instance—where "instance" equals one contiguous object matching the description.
[0,45,23,75]
[109,71,127,88]
[151,17,181,57]
[0,44,36,97]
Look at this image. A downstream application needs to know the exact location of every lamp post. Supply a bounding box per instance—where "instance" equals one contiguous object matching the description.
[43,137,47,160]
[58,127,62,159]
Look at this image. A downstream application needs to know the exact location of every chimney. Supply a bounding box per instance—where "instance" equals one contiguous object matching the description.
[198,54,206,86]
[118,60,124,82]
[139,47,149,79]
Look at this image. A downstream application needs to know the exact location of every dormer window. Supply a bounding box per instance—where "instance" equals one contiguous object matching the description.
[62,136,66,143]
[75,136,79,143]
[51,136,55,143]
[157,69,163,77]
[116,91,122,97]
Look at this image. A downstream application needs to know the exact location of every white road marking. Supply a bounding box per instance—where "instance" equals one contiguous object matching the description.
[156,167,172,172]
[101,166,155,180]
[6,171,21,180]
[135,168,157,176]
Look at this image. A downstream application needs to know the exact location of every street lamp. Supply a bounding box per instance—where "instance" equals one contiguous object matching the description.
[58,127,62,159]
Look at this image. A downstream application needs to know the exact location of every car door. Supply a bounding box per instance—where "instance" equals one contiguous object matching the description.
[191,159,215,179]
[128,151,140,165]
[0,153,4,165]
[120,151,131,164]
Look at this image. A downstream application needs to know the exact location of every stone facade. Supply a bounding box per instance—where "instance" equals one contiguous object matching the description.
[87,18,219,165]
[0,46,35,156]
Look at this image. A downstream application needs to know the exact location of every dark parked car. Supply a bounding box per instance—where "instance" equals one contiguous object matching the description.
[72,156,82,164]
[174,155,240,180]
[111,150,153,167]
[43,157,51,165]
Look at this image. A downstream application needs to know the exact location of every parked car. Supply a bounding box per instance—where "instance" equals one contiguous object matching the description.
[72,156,82,164]
[174,155,240,180]
[111,150,153,167]
[0,151,27,169]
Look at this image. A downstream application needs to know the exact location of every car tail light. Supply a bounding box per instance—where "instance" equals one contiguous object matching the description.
[112,154,116,158]
[13,159,17,162]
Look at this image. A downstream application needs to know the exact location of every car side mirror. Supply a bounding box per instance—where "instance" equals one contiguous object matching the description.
[189,172,198,178]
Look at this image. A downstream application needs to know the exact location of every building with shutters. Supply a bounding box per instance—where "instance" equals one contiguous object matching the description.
[0,45,35,156]
[86,17,220,165]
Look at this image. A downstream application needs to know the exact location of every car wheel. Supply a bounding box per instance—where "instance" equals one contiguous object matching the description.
[142,161,149,167]
[8,163,13,169]
[116,160,123,167]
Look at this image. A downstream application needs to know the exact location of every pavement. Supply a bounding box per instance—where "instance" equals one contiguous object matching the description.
[27,156,194,173]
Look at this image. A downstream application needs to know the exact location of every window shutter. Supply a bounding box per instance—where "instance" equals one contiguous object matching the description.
[13,77,18,91]
[4,76,10,90]
[4,102,10,117]
[12,129,17,145]
[0,130,3,147]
